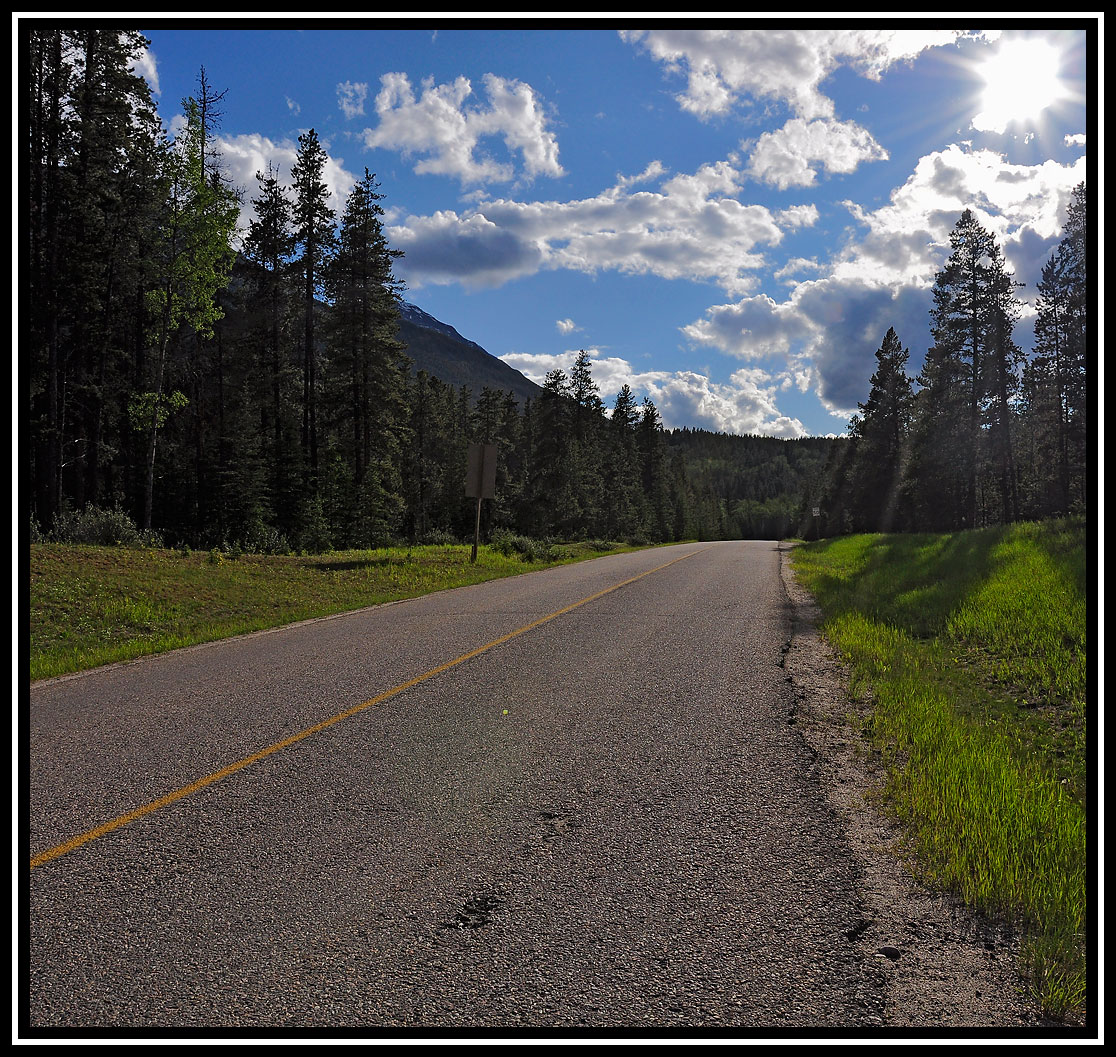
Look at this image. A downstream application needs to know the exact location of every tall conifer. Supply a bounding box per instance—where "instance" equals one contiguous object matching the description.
[290,128,335,491]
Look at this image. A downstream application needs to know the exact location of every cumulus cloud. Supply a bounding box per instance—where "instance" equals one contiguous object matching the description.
[681,142,1086,418]
[556,318,579,334]
[387,209,546,288]
[747,118,889,188]
[778,204,820,228]
[775,256,824,282]
[131,44,159,96]
[830,143,1087,287]
[390,158,793,292]
[361,72,563,185]
[337,80,369,119]
[610,160,668,191]
[499,349,807,437]
[211,132,357,238]
[682,293,812,361]
[621,29,968,121]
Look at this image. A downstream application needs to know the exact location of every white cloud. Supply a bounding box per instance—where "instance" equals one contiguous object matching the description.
[829,143,1087,286]
[387,208,546,289]
[774,256,824,282]
[361,72,563,185]
[337,80,369,119]
[610,160,668,191]
[778,204,820,228]
[131,45,159,95]
[391,158,791,292]
[747,118,888,188]
[499,349,807,437]
[621,29,968,122]
[655,368,808,438]
[682,293,812,361]
[681,142,1087,418]
[286,97,300,116]
[683,279,931,418]
[556,318,579,334]
[211,132,357,238]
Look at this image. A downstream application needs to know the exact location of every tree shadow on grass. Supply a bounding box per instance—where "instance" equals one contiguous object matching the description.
[806,527,1009,639]
[303,555,400,573]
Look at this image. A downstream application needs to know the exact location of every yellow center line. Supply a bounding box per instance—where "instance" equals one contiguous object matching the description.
[30,546,708,871]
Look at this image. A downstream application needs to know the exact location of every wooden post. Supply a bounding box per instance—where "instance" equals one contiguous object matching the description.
[472,494,483,563]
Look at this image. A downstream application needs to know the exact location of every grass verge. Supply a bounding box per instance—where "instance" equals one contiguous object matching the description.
[790,519,1088,1023]
[29,538,642,682]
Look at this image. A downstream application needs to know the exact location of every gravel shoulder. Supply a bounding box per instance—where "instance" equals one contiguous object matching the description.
[777,542,1064,1032]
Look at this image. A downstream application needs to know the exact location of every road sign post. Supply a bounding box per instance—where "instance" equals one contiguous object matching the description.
[465,443,497,563]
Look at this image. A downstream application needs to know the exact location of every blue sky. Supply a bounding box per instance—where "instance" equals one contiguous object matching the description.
[132,20,1093,438]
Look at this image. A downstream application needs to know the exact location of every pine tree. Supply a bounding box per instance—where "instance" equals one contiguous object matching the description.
[637,396,673,541]
[27,29,165,526]
[526,368,575,536]
[243,162,299,535]
[569,349,604,426]
[290,128,336,492]
[28,27,71,526]
[603,384,644,540]
[404,370,436,541]
[567,350,606,535]
[1061,182,1088,511]
[846,327,914,531]
[906,209,1021,530]
[180,69,247,542]
[469,386,523,537]
[1023,183,1087,516]
[322,169,409,544]
[985,243,1025,523]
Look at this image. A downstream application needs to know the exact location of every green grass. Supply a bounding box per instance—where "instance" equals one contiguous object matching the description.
[29,539,643,682]
[791,519,1088,1023]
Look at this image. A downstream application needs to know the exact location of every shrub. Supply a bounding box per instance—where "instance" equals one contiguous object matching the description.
[490,530,558,563]
[418,528,460,547]
[238,520,292,555]
[295,496,333,554]
[50,505,163,548]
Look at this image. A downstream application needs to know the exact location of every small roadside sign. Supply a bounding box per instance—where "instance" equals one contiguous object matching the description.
[466,443,498,562]
[465,443,497,499]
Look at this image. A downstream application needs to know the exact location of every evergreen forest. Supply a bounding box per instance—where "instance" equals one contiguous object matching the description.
[27,30,1089,553]
[812,192,1089,537]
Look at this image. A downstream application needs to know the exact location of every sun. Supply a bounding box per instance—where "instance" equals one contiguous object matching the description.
[972,37,1067,134]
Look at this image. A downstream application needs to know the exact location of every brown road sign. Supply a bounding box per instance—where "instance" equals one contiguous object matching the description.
[465,443,497,499]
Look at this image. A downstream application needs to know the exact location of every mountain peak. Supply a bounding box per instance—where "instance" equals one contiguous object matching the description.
[396,302,543,406]
[398,302,482,351]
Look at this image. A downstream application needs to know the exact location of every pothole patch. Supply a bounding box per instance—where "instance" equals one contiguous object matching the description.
[441,893,502,930]
[538,810,580,841]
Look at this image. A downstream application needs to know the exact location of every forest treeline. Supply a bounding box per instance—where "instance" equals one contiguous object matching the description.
[27,30,1088,553]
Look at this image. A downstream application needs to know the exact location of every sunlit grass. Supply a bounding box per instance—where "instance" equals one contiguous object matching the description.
[791,518,1088,1023]
[29,539,643,682]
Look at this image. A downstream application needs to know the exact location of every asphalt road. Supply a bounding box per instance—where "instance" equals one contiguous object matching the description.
[26,540,887,1032]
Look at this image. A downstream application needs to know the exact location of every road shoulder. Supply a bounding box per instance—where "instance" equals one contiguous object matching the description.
[777,541,1059,1031]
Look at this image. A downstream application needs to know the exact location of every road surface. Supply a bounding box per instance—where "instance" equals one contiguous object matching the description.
[27,540,887,1030]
